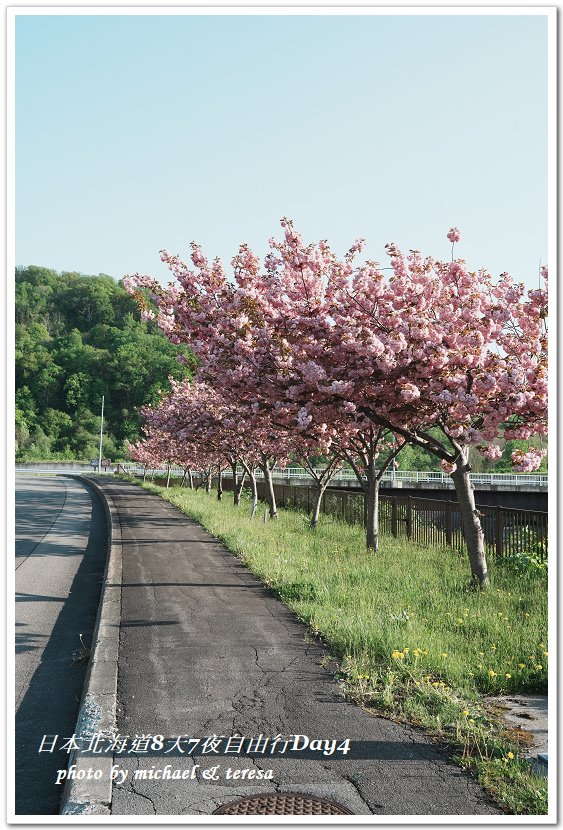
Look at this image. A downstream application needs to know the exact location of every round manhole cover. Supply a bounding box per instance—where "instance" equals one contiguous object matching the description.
[213,792,353,815]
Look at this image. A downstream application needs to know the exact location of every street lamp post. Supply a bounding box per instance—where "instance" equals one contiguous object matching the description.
[97,395,105,474]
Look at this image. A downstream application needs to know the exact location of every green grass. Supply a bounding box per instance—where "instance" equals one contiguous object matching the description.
[125,478,548,815]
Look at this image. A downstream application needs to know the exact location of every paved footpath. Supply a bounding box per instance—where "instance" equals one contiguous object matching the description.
[99,478,500,817]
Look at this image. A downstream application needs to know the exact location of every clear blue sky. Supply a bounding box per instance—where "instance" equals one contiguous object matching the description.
[16,12,549,289]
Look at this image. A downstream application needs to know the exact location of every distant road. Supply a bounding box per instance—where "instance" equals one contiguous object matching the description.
[15,476,107,815]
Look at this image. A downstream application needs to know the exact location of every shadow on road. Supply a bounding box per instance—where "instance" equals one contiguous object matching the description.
[15,481,108,816]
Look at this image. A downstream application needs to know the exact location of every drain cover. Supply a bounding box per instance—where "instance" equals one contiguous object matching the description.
[213,792,353,815]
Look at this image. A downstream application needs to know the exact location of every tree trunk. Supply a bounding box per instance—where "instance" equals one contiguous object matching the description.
[205,469,212,494]
[365,469,379,551]
[180,468,188,488]
[231,462,238,497]
[188,469,194,489]
[217,468,223,501]
[249,471,258,519]
[310,481,327,529]
[233,466,247,507]
[261,462,278,519]
[451,450,489,588]
[166,463,171,489]
[142,464,147,483]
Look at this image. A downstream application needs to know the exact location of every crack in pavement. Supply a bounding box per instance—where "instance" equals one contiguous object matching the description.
[104,479,502,817]
[338,772,376,813]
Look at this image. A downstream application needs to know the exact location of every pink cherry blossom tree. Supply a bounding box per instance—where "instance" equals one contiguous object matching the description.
[125,438,162,482]
[142,378,292,519]
[125,222,547,587]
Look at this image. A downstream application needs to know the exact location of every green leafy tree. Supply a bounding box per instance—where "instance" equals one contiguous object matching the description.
[15,265,194,460]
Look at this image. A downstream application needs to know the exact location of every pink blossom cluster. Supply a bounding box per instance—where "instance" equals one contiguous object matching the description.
[511,448,547,473]
[481,444,503,462]
[124,221,547,481]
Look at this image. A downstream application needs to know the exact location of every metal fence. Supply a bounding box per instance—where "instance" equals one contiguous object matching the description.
[132,469,547,561]
[217,477,548,561]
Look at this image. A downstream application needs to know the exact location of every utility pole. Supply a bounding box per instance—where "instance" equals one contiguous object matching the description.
[97,395,105,474]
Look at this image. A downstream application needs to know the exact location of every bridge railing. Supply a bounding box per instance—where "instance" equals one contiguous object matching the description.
[119,463,548,489]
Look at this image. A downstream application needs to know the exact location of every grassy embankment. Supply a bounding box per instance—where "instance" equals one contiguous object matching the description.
[125,477,548,815]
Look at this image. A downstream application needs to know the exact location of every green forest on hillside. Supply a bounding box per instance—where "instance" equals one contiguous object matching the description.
[15,265,195,461]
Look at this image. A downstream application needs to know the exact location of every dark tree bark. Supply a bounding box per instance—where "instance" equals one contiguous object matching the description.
[260,456,278,519]
[451,446,489,588]
[364,466,380,552]
[233,465,247,507]
[297,454,342,529]
[342,427,404,552]
[359,408,491,585]
[310,482,327,529]
[249,471,258,519]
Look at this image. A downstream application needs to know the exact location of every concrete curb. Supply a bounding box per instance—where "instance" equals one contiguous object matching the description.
[59,476,122,815]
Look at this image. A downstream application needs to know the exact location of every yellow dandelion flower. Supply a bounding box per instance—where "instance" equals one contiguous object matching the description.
[469,718,475,724]
[432,682,439,687]
[505,673,512,679]
[440,652,448,657]
[536,664,543,671]
[507,752,514,760]
[391,650,404,659]
[478,652,485,656]
[543,651,548,658]
[488,670,497,678]
[529,656,536,661]
[462,710,470,717]
[403,648,409,654]
[518,663,525,669]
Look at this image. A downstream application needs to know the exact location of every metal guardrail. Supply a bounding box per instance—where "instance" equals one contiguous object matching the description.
[119,463,548,489]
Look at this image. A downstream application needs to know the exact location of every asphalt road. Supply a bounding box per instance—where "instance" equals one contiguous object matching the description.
[100,478,500,817]
[15,475,107,815]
